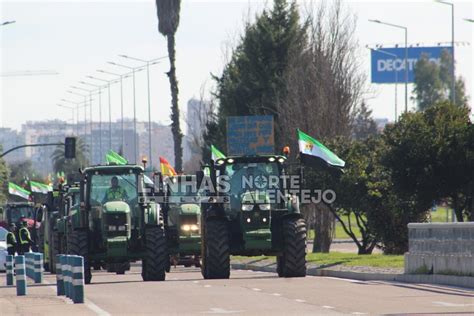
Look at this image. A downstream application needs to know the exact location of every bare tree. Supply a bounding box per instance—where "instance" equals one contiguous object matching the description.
[277,0,366,252]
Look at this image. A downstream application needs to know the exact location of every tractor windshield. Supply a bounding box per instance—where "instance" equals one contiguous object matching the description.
[89,172,138,207]
[7,206,35,223]
[224,162,281,210]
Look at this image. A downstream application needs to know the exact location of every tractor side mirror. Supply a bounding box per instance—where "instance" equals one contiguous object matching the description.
[35,207,44,223]
[195,170,204,189]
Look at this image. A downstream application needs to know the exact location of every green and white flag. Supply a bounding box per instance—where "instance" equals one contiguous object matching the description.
[106,150,128,165]
[8,182,31,200]
[211,145,226,161]
[298,129,345,168]
[30,181,52,194]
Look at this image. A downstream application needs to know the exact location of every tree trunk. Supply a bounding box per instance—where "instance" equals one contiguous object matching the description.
[452,194,464,222]
[312,204,335,253]
[166,34,183,172]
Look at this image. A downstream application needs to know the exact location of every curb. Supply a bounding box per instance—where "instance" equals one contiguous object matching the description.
[231,262,474,289]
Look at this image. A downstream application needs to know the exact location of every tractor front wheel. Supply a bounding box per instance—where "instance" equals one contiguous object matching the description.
[68,230,92,284]
[142,226,167,281]
[280,217,307,278]
[202,219,230,279]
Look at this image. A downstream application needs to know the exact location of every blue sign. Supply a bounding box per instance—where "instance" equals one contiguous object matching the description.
[371,46,453,84]
[227,115,274,156]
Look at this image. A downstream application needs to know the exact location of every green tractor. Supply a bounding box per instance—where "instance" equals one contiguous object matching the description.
[198,155,307,279]
[162,175,201,268]
[66,164,167,283]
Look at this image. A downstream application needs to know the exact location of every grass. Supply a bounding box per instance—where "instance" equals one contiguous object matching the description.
[232,252,404,269]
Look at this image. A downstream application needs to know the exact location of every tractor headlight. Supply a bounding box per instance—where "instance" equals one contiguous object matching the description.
[181,224,191,231]
[241,204,254,211]
[117,225,127,231]
[108,225,117,231]
[190,224,199,231]
[259,204,271,211]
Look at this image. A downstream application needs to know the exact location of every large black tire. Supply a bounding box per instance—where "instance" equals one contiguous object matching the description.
[142,226,167,281]
[202,219,230,279]
[68,230,92,284]
[49,232,60,274]
[280,217,307,278]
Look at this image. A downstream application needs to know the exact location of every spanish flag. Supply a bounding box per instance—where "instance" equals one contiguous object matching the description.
[160,157,177,176]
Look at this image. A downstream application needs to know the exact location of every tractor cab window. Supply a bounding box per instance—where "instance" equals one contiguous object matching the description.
[224,162,281,210]
[89,172,138,207]
[7,206,35,223]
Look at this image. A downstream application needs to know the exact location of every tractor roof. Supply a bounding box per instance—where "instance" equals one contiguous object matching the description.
[84,164,144,174]
[214,155,287,165]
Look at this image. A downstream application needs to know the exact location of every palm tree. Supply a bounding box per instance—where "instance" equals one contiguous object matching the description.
[51,137,89,175]
[155,0,183,172]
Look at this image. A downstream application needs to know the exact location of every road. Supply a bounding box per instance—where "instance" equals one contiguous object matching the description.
[1,265,473,315]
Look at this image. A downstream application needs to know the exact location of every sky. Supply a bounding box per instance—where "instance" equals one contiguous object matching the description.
[0,0,473,131]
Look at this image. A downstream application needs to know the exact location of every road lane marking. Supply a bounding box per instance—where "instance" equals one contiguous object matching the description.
[85,299,111,316]
[202,307,244,314]
[295,299,306,303]
[204,284,212,288]
[272,293,281,296]
[193,281,200,284]
[252,288,261,291]
[322,306,335,309]
[433,301,474,307]
[351,312,367,315]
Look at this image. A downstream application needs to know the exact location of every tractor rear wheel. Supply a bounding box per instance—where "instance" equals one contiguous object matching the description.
[68,230,92,284]
[142,226,167,281]
[49,231,60,274]
[280,217,306,278]
[202,219,230,279]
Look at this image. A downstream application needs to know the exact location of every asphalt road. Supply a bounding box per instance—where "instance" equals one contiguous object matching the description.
[1,265,473,315]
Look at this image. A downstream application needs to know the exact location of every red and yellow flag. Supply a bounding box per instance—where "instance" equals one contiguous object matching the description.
[160,157,177,176]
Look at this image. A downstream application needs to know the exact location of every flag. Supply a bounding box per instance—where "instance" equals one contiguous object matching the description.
[160,157,177,176]
[30,181,52,194]
[298,129,345,168]
[211,145,226,161]
[106,150,128,165]
[8,182,31,200]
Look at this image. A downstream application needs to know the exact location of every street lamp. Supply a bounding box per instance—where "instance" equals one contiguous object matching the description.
[67,90,89,139]
[1,21,16,27]
[108,61,140,163]
[87,75,117,151]
[368,48,399,122]
[118,55,167,170]
[435,1,455,106]
[464,18,474,23]
[57,104,76,133]
[80,81,106,160]
[369,19,408,113]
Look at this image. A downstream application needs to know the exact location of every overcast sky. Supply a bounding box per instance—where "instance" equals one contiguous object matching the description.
[1,0,473,130]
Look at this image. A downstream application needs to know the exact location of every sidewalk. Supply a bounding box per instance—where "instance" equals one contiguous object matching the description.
[230,257,474,289]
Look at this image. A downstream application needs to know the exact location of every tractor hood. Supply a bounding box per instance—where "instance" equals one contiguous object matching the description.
[102,201,130,214]
[241,191,270,205]
[178,203,200,215]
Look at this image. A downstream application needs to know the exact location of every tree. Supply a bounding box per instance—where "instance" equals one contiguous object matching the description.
[413,49,469,110]
[8,160,42,185]
[155,0,184,172]
[0,146,9,204]
[212,0,307,148]
[51,137,89,175]
[352,102,378,140]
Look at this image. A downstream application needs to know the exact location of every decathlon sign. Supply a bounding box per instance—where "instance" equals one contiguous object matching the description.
[371,46,453,83]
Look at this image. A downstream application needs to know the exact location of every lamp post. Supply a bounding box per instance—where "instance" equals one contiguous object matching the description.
[1,21,16,27]
[369,19,408,113]
[108,61,140,163]
[465,18,474,23]
[369,48,399,122]
[80,81,105,159]
[57,104,75,133]
[118,55,167,170]
[71,85,96,163]
[436,1,456,106]
[67,90,89,138]
[87,75,117,151]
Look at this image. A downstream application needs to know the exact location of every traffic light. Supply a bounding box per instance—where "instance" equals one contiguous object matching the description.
[65,137,76,159]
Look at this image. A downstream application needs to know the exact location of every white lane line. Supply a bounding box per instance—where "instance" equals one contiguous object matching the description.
[193,281,200,284]
[204,284,212,288]
[322,306,335,309]
[272,293,281,296]
[202,307,244,314]
[295,299,306,303]
[351,312,367,315]
[323,276,366,284]
[85,299,111,316]
[252,288,262,291]
[433,301,474,307]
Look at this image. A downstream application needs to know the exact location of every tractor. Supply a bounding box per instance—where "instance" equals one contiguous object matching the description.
[198,155,307,279]
[161,175,201,268]
[66,164,167,283]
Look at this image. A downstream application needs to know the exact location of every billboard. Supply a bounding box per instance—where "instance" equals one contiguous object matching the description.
[226,115,274,156]
[371,46,453,84]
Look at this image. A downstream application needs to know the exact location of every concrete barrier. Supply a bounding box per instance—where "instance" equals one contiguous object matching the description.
[25,252,43,283]
[56,254,64,296]
[6,255,14,286]
[58,255,85,304]
[405,222,474,277]
[15,255,26,296]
